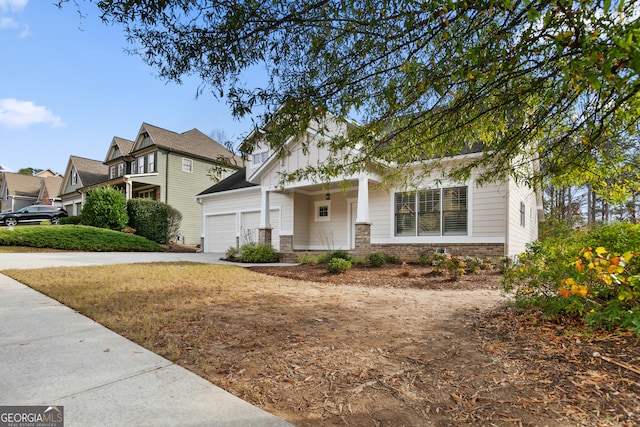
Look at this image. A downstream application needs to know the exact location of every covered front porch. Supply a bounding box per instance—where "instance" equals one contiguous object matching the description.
[256,174,379,255]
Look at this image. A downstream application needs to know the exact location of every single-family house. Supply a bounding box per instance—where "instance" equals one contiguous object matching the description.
[1,171,64,212]
[59,123,240,245]
[59,156,110,216]
[196,115,542,259]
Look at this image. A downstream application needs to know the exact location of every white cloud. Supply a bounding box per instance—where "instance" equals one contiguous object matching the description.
[0,0,28,36]
[0,0,28,12]
[0,98,64,128]
[18,22,29,37]
[0,16,16,28]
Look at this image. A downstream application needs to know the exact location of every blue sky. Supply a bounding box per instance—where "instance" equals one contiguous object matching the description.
[0,0,256,174]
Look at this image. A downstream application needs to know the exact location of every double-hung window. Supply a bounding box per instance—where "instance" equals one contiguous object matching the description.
[395,187,467,236]
[137,152,157,174]
[252,151,269,167]
[147,153,155,172]
[182,158,193,173]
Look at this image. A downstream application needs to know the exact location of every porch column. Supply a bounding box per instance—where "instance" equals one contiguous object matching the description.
[124,177,132,200]
[355,175,371,254]
[356,175,370,223]
[259,189,272,246]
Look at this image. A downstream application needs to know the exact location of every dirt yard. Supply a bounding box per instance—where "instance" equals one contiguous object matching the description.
[7,261,638,426]
[206,263,638,427]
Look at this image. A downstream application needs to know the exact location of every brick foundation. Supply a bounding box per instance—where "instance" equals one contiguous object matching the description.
[279,243,505,263]
[258,228,272,246]
[354,223,371,254]
[369,243,505,260]
[279,235,293,253]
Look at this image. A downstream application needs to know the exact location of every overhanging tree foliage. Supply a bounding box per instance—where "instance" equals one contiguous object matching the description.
[62,0,640,199]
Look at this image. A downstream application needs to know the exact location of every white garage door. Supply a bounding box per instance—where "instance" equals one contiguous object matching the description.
[206,214,237,253]
[241,210,280,249]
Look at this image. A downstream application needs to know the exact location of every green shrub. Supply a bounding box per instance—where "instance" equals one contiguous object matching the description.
[0,225,164,251]
[351,255,366,266]
[417,253,431,266]
[233,243,279,263]
[297,254,318,264]
[368,253,386,268]
[81,186,128,230]
[327,257,351,274]
[441,256,466,281]
[225,246,240,261]
[501,222,640,336]
[384,254,402,264]
[464,256,482,274]
[317,250,352,263]
[59,215,81,225]
[127,199,182,244]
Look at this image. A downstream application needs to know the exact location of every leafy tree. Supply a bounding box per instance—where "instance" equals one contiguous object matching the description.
[61,0,640,199]
[81,186,129,230]
[18,167,44,176]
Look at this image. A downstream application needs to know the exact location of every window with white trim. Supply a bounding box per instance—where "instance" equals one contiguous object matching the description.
[147,152,156,172]
[136,152,157,174]
[395,187,467,236]
[314,200,331,221]
[137,189,156,199]
[520,202,526,227]
[117,163,124,177]
[71,169,78,185]
[252,151,269,166]
[182,157,193,173]
[109,165,117,179]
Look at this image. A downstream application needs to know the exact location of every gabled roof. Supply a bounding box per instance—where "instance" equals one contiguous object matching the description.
[41,175,63,199]
[134,123,241,165]
[69,156,109,187]
[197,168,257,197]
[105,137,135,163]
[2,172,42,197]
[35,169,58,178]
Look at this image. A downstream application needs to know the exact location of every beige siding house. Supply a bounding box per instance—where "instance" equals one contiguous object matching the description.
[59,123,240,245]
[1,171,63,212]
[197,116,542,259]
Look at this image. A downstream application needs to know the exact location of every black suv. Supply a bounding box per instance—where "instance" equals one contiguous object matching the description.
[0,205,68,226]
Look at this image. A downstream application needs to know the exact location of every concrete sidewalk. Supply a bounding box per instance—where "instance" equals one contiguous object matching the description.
[0,257,294,426]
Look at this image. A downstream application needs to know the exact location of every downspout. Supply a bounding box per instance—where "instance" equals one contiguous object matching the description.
[165,149,169,203]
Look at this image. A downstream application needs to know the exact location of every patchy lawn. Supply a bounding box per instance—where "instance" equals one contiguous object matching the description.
[3,263,638,426]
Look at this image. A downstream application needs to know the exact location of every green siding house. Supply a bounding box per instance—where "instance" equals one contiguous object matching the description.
[59,123,240,245]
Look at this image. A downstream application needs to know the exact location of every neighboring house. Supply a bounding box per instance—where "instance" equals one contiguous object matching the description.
[1,171,64,212]
[37,174,63,206]
[59,156,110,215]
[197,116,542,259]
[59,123,240,245]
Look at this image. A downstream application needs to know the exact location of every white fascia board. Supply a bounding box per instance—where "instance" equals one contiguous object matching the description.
[195,185,260,201]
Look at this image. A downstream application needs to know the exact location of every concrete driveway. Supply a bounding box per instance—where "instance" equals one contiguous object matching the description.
[0,251,230,270]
